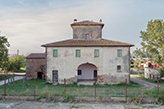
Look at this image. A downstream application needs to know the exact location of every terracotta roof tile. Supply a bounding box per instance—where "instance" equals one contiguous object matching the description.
[41,39,134,47]
[71,20,104,28]
[26,53,45,59]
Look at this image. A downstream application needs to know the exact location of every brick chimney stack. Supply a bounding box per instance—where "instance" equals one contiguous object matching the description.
[74,19,77,22]
[99,19,102,23]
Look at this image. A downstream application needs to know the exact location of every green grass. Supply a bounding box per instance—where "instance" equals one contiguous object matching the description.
[0,79,163,98]
[0,79,164,98]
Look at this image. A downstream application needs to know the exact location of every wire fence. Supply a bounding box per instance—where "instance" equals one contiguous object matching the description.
[0,76,163,102]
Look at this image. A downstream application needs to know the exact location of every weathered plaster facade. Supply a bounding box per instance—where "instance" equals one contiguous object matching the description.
[73,26,102,40]
[46,47,130,84]
[144,67,160,80]
[42,19,134,85]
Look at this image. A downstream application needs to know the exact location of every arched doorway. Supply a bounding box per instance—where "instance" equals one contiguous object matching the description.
[77,63,97,81]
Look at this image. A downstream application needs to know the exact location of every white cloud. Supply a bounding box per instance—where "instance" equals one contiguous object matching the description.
[1,0,164,55]
[0,1,111,55]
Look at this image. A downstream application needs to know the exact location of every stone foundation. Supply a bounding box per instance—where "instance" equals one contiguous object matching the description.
[97,74,129,85]
[51,73,129,85]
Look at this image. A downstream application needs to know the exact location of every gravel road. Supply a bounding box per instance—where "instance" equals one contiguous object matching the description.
[0,101,164,109]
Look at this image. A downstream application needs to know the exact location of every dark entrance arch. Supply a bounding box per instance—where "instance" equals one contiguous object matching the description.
[37,72,42,79]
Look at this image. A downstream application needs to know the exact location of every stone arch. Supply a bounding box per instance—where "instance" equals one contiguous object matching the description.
[77,62,97,81]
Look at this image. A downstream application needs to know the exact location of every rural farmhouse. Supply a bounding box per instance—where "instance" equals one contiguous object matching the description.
[26,19,134,85]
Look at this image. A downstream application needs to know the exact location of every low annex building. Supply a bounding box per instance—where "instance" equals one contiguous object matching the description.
[40,19,134,85]
[26,53,46,79]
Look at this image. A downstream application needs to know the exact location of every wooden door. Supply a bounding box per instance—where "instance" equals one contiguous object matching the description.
[52,70,58,84]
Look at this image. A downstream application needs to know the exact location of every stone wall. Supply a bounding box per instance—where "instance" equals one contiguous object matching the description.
[73,26,102,40]
[26,58,46,79]
[144,67,160,80]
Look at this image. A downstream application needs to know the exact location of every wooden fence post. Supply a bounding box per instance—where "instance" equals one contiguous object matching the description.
[125,79,127,102]
[4,71,6,98]
[4,77,6,97]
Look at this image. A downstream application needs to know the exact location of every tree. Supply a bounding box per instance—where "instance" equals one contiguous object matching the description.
[133,48,146,58]
[0,36,10,70]
[8,55,26,71]
[136,19,164,68]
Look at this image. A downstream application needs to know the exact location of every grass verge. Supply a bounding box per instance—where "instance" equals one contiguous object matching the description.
[0,79,163,99]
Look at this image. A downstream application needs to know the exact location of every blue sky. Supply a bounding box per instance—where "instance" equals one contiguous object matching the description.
[0,0,163,54]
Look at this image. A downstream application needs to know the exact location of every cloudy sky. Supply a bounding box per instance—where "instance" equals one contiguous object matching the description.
[0,0,163,55]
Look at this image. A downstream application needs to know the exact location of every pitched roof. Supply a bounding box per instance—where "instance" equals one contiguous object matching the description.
[41,39,134,47]
[71,20,104,28]
[26,53,45,59]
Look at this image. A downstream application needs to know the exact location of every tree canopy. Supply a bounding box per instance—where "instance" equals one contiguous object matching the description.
[0,36,10,70]
[134,19,164,68]
[8,55,26,71]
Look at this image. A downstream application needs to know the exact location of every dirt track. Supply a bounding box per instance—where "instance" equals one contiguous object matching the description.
[130,75,157,89]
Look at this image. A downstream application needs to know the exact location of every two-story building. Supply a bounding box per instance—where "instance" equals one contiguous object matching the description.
[39,19,134,85]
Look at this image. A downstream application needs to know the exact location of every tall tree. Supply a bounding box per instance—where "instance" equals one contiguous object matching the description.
[0,36,10,70]
[139,19,164,68]
[8,55,26,71]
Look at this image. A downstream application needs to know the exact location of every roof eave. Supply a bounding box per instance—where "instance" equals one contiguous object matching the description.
[70,24,104,29]
[42,45,134,47]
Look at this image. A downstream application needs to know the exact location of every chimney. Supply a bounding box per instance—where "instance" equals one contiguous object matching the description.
[99,19,102,23]
[74,19,77,22]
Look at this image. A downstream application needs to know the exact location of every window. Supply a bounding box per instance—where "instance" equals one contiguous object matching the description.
[94,49,99,57]
[117,49,122,57]
[53,49,58,57]
[76,50,81,57]
[78,70,82,75]
[117,65,121,71]
[85,34,89,40]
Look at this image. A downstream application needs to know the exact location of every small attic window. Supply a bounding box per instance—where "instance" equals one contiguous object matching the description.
[85,34,89,40]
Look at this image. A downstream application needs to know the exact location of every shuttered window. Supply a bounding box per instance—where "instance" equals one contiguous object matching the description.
[94,49,99,57]
[76,50,81,57]
[53,49,58,57]
[117,49,122,57]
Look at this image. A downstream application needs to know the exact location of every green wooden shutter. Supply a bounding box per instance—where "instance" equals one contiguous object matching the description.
[53,50,58,57]
[76,50,80,57]
[117,50,122,57]
[94,49,99,57]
